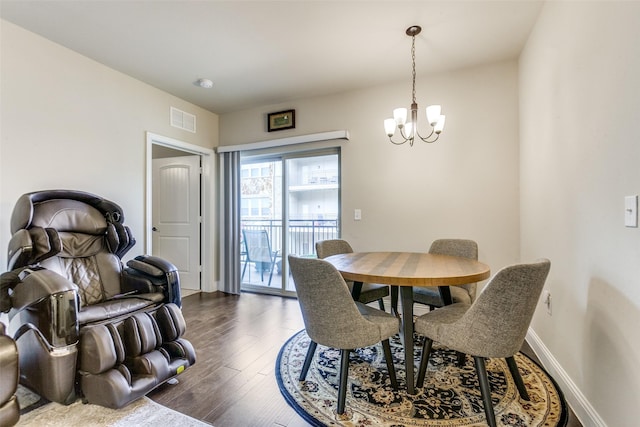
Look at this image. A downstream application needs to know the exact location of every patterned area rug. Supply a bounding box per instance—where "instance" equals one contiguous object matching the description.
[276,330,567,427]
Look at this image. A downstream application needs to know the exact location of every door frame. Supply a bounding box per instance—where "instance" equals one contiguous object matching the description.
[145,131,215,292]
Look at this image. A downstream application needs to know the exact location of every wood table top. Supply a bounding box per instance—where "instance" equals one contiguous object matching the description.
[324,251,491,287]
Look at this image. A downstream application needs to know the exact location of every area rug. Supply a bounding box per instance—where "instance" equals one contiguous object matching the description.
[276,330,567,427]
[15,385,211,426]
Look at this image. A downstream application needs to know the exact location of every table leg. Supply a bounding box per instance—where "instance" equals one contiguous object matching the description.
[351,281,363,300]
[438,285,452,305]
[400,286,416,395]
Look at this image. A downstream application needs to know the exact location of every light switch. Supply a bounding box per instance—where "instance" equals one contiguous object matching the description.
[625,195,638,227]
[354,209,362,221]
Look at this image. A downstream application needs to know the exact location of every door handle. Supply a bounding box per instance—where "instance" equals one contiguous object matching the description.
[152,227,158,232]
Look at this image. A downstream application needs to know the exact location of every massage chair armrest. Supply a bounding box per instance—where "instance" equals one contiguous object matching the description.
[123,255,181,307]
[7,268,78,313]
[7,227,61,271]
[4,268,79,348]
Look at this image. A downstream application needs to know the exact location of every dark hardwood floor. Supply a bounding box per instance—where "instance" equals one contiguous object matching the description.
[148,291,582,427]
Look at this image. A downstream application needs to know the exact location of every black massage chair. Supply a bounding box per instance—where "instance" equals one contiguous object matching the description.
[0,190,196,408]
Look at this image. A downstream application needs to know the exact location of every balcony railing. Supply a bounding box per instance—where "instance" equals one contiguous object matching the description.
[241,219,339,257]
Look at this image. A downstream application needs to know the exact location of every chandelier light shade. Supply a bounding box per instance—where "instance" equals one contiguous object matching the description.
[384,25,446,146]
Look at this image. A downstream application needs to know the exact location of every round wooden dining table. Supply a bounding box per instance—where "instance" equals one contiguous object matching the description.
[324,251,491,395]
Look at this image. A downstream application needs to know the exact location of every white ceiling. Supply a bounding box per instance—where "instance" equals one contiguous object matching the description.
[1,1,544,115]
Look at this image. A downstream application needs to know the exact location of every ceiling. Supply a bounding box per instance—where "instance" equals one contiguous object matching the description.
[1,1,544,115]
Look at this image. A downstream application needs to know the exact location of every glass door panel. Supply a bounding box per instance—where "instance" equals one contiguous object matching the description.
[241,149,340,296]
[240,159,283,293]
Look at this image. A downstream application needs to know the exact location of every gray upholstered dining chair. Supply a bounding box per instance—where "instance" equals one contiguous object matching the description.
[413,238,478,310]
[315,239,390,311]
[414,259,551,427]
[288,255,400,416]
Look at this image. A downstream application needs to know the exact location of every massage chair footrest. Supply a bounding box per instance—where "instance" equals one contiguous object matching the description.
[78,303,196,409]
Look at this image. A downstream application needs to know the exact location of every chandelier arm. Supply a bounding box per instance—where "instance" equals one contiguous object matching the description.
[415,127,436,142]
[388,136,410,145]
[417,131,440,144]
[389,128,411,145]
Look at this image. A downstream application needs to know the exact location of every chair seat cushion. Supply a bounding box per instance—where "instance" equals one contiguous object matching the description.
[78,294,164,325]
[413,286,472,306]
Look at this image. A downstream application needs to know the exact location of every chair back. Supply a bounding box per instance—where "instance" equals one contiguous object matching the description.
[315,239,353,259]
[288,255,377,349]
[243,229,274,263]
[429,239,478,300]
[21,197,122,308]
[456,259,550,357]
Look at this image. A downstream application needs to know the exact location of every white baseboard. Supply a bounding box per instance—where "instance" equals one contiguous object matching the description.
[526,328,607,427]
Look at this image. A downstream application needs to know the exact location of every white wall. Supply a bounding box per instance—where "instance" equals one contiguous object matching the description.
[0,21,219,275]
[221,60,520,290]
[520,2,640,426]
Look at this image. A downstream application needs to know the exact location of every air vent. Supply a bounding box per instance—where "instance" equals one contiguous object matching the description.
[170,107,196,133]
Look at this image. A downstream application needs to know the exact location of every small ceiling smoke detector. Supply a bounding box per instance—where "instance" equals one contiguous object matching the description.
[195,78,213,89]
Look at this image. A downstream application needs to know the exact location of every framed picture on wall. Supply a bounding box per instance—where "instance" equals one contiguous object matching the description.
[267,109,296,132]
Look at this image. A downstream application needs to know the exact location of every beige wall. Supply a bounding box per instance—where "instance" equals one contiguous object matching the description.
[221,59,520,290]
[520,2,640,426]
[5,2,637,423]
[0,21,219,273]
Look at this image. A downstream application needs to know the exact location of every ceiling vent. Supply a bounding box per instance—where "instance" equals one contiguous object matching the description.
[170,107,196,133]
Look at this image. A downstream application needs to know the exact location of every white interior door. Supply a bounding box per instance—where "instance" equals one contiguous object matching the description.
[152,155,201,290]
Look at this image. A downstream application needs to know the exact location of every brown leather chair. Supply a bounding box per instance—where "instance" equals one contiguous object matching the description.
[0,323,19,426]
[1,190,195,408]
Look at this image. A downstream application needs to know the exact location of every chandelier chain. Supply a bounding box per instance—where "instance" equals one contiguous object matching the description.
[411,34,417,104]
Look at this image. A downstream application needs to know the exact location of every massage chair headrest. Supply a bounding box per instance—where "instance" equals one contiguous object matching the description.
[10,190,125,234]
[8,190,135,265]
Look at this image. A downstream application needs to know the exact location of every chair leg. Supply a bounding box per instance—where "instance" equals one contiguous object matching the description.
[299,341,318,381]
[381,339,398,390]
[267,260,275,286]
[474,356,497,427]
[390,286,399,316]
[506,356,530,400]
[337,349,351,415]
[457,351,467,367]
[241,260,248,282]
[416,338,433,388]
[378,298,386,312]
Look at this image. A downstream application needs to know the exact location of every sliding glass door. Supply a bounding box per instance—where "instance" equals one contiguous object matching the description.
[240,148,340,296]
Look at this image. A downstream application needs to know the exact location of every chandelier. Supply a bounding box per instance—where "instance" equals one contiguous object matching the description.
[384,26,446,146]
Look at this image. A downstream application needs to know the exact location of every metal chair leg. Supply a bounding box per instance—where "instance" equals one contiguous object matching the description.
[267,260,275,286]
[299,341,317,381]
[381,339,398,389]
[337,349,351,415]
[506,356,530,400]
[457,351,467,367]
[241,260,248,282]
[390,286,399,316]
[474,356,497,427]
[378,298,386,312]
[416,338,433,388]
